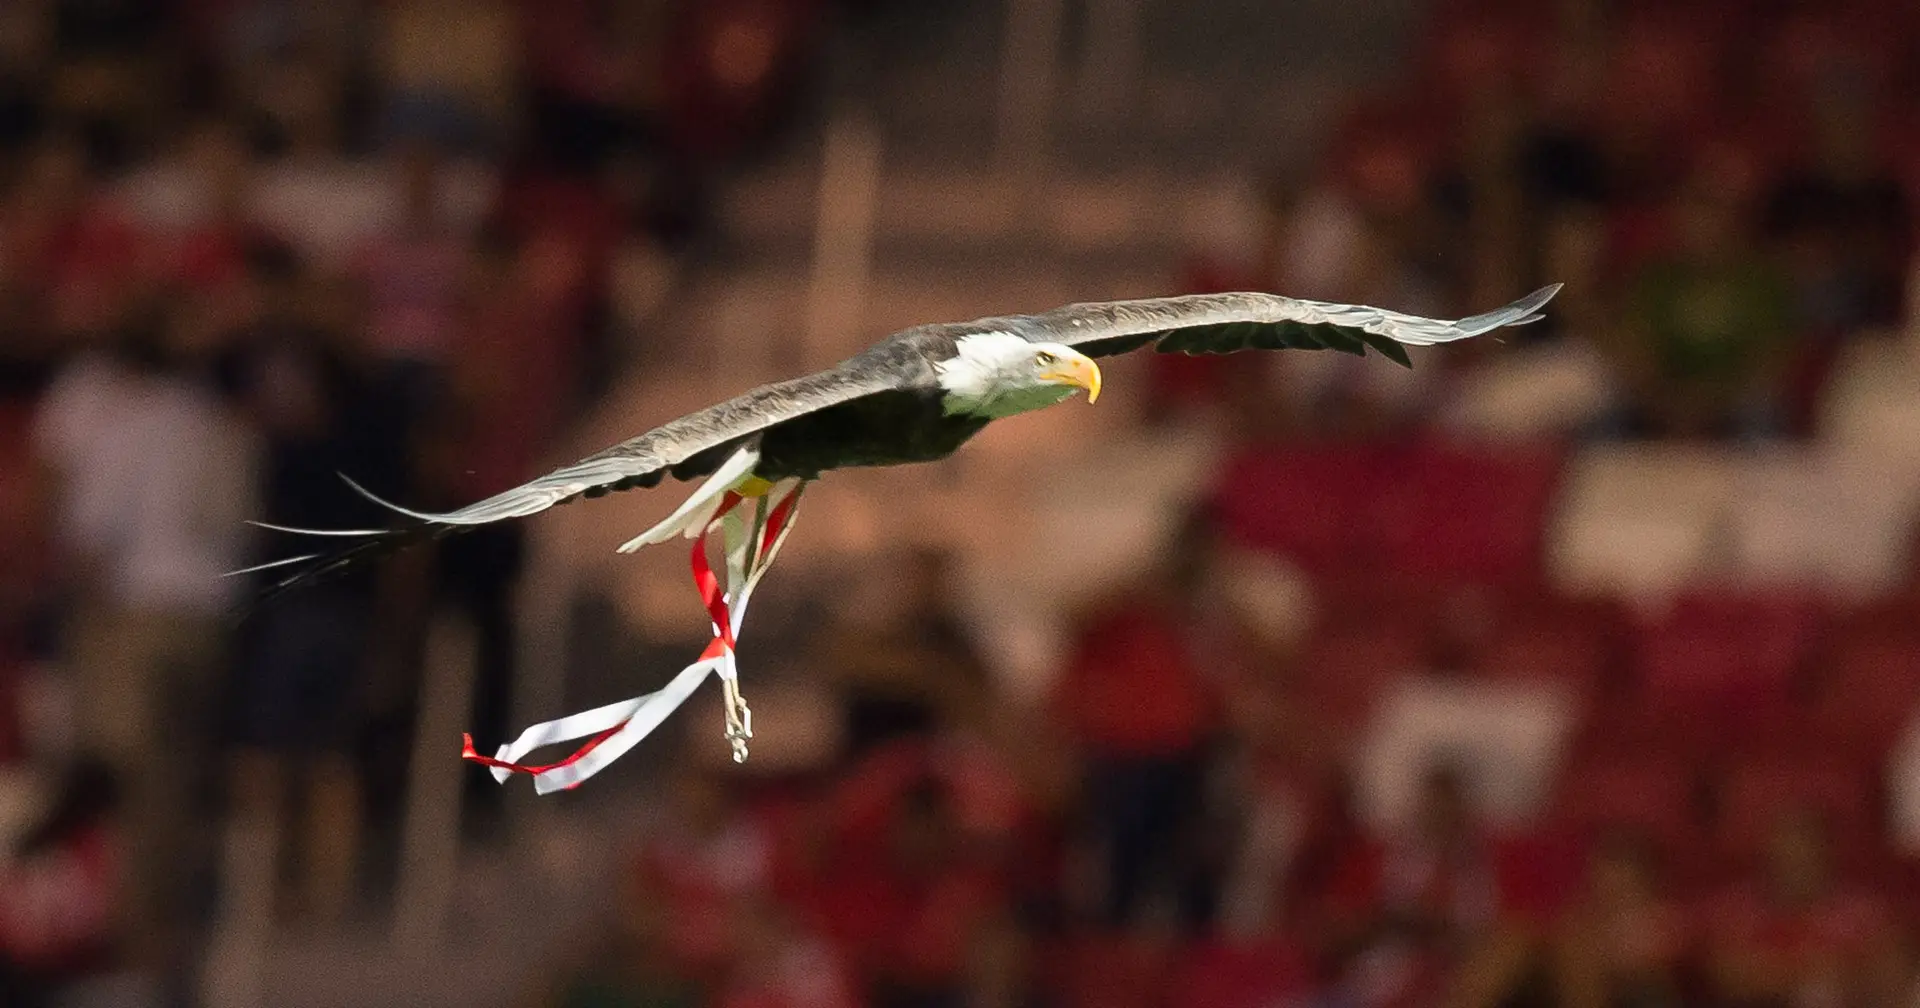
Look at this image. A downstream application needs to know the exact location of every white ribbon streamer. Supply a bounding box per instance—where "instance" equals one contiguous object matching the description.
[474,475,804,792]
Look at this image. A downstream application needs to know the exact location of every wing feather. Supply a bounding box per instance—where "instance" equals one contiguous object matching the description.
[362,366,899,527]
[242,363,901,606]
[996,284,1562,366]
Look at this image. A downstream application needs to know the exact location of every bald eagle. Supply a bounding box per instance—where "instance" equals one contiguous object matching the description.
[241,284,1561,789]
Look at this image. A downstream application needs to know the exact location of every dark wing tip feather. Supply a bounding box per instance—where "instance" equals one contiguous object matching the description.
[245,519,392,537]
[1356,330,1414,368]
[232,523,444,623]
[224,553,324,577]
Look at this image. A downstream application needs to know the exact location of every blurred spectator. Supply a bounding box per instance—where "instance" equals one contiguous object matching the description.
[816,546,990,757]
[2,132,144,330]
[0,757,120,1008]
[352,140,469,414]
[46,0,168,168]
[1702,807,1897,1008]
[416,224,589,835]
[1516,11,1609,220]
[1356,672,1577,836]
[246,77,391,270]
[1265,136,1456,437]
[1052,511,1225,930]
[633,763,776,980]
[1596,157,1798,440]
[1587,12,1721,215]
[1210,700,1329,939]
[1310,763,1529,1008]
[0,3,51,161]
[30,289,255,991]
[714,897,859,1008]
[223,243,417,924]
[1550,831,1689,1008]
[115,118,278,362]
[818,728,1062,917]
[1194,550,1326,937]
[803,775,1010,1008]
[110,116,253,236]
[1284,775,1371,933]
[375,0,517,154]
[449,224,590,493]
[1761,78,1912,336]
[658,0,819,169]
[531,860,706,1008]
[599,148,685,351]
[0,389,51,681]
[1891,707,1920,856]
[520,0,673,174]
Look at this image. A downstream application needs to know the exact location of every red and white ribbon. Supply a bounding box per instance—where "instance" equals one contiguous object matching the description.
[464,476,804,793]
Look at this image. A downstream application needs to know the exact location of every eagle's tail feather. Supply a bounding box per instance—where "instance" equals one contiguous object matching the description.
[340,473,453,524]
[245,519,394,537]
[224,553,325,577]
[234,522,454,620]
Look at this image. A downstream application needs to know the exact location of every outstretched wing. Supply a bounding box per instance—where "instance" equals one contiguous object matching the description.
[995,284,1562,367]
[365,365,901,525]
[242,363,903,606]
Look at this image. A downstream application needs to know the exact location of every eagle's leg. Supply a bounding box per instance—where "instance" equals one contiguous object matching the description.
[721,677,752,763]
[704,475,803,764]
[717,472,775,761]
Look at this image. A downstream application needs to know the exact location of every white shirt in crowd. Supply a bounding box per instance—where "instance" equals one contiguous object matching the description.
[30,354,258,616]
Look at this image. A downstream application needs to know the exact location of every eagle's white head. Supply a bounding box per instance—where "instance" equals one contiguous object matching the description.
[935,333,1103,419]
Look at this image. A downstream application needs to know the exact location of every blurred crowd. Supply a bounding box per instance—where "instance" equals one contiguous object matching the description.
[0,0,829,1003]
[520,3,1920,1008]
[3,0,1920,1007]
[1169,0,1916,445]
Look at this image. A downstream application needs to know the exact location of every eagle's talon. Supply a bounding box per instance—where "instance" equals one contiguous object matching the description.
[721,676,752,763]
[727,721,751,764]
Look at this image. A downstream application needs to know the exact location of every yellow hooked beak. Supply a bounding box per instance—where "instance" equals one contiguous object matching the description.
[1040,351,1102,404]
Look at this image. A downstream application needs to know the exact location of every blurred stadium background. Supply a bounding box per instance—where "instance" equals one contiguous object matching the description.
[2,0,1920,1005]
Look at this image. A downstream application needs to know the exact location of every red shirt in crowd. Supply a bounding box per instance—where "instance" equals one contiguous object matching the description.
[805,855,1004,991]
[1053,602,1218,760]
[634,810,776,976]
[0,826,118,976]
[1706,882,1893,970]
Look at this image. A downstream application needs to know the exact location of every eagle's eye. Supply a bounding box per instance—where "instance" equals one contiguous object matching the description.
[1034,351,1057,367]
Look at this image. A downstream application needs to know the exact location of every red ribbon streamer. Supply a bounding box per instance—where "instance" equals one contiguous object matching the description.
[763,492,797,556]
[458,728,622,788]
[691,491,743,650]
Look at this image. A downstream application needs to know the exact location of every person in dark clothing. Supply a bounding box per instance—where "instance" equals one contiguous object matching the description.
[1760,86,1912,336]
[1552,831,1688,1008]
[1597,159,1798,441]
[818,546,992,758]
[222,243,419,923]
[427,482,523,842]
[1053,510,1227,931]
